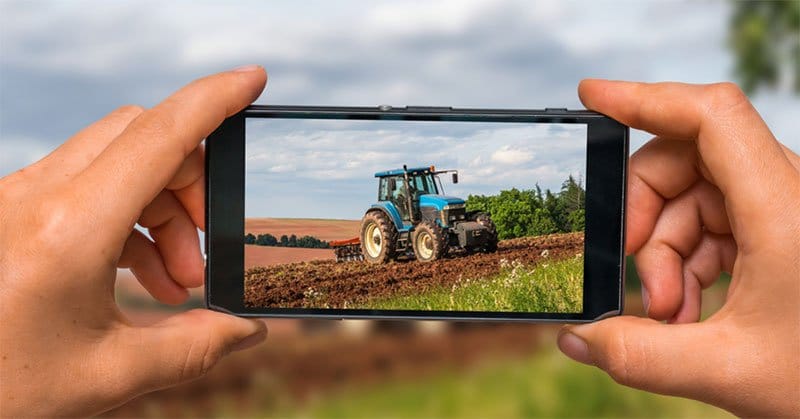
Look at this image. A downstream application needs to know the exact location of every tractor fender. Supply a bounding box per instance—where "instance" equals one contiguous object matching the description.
[366,203,410,232]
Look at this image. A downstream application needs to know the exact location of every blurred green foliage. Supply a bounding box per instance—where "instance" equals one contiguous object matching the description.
[367,254,583,313]
[729,0,800,94]
[292,348,730,418]
[466,175,585,240]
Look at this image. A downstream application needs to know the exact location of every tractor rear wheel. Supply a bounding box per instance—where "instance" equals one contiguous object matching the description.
[412,221,448,262]
[474,212,499,253]
[360,211,397,264]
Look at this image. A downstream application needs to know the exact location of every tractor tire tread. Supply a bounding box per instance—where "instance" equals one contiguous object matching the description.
[412,221,448,262]
[360,210,398,264]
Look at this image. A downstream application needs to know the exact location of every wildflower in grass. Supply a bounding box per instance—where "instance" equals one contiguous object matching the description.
[303,287,326,307]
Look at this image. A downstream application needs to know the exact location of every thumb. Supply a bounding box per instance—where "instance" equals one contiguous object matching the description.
[119,309,267,394]
[558,316,723,399]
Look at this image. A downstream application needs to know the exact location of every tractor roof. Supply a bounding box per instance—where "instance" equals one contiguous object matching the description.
[374,167,432,178]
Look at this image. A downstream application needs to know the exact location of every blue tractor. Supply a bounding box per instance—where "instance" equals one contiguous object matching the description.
[358,165,498,263]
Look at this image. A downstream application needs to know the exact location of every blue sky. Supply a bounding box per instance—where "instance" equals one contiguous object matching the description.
[2,0,798,180]
[245,120,587,218]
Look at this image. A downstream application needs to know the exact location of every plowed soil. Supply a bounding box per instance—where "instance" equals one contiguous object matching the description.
[245,232,584,308]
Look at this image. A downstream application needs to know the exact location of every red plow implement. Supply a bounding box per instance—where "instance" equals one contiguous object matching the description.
[330,237,364,262]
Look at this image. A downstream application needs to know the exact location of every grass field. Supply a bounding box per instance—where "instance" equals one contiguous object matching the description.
[271,346,728,418]
[367,254,583,313]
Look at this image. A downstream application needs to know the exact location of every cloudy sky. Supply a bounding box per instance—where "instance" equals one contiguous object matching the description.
[2,0,798,181]
[246,119,586,218]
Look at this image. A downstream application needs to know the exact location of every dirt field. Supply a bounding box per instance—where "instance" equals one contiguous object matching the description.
[245,232,584,308]
[245,218,360,242]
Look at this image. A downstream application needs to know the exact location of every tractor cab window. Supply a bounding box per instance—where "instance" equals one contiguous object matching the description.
[409,173,438,198]
[386,176,410,221]
[378,177,391,201]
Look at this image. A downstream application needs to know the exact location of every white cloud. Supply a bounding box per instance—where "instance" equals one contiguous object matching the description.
[491,145,534,165]
[1,0,798,189]
[243,119,587,217]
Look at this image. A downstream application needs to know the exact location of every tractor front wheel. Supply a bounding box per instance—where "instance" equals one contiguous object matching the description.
[412,221,448,262]
[360,211,397,264]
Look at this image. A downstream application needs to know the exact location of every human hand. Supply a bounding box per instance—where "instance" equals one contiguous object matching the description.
[0,66,268,416]
[557,80,800,416]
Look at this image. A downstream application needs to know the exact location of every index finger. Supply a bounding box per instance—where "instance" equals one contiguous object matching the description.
[579,79,798,251]
[75,66,266,238]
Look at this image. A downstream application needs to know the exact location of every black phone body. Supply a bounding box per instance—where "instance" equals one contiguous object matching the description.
[206,105,628,322]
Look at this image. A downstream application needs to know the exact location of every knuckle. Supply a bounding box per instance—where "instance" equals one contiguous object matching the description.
[703,82,749,116]
[115,104,145,117]
[130,110,178,140]
[180,335,221,382]
[601,333,634,386]
[28,195,77,252]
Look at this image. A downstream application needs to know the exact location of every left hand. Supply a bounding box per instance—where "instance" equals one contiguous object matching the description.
[0,66,268,417]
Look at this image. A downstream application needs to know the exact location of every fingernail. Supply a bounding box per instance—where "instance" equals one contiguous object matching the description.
[231,64,262,73]
[231,329,268,352]
[557,329,592,365]
[641,286,650,315]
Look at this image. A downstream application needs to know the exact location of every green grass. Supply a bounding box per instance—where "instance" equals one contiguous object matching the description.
[367,255,583,313]
[283,347,729,419]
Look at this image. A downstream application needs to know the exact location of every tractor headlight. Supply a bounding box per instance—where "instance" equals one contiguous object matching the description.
[442,204,466,226]
[442,204,466,211]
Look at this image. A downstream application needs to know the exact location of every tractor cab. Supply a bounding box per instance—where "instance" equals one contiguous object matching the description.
[374,165,462,229]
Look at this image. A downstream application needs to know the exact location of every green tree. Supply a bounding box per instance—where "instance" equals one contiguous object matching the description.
[244,233,256,245]
[728,0,800,94]
[465,174,585,240]
[255,233,278,246]
[568,208,585,232]
[529,207,558,236]
[559,175,585,214]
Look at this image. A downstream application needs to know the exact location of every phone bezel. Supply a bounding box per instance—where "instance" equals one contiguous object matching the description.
[205,105,628,322]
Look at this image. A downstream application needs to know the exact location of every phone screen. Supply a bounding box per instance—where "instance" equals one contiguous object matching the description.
[243,118,588,314]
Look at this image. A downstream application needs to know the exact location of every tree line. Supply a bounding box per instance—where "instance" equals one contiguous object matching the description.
[466,175,585,240]
[244,233,330,249]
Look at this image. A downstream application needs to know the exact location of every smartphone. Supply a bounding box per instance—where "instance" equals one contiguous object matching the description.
[205,105,628,322]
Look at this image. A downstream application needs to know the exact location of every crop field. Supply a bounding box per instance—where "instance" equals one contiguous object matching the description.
[245,245,335,269]
[245,218,360,242]
[245,232,584,311]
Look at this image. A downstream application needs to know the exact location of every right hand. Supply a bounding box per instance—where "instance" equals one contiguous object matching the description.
[557,80,800,417]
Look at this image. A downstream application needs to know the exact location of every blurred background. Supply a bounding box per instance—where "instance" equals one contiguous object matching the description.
[1,0,798,417]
